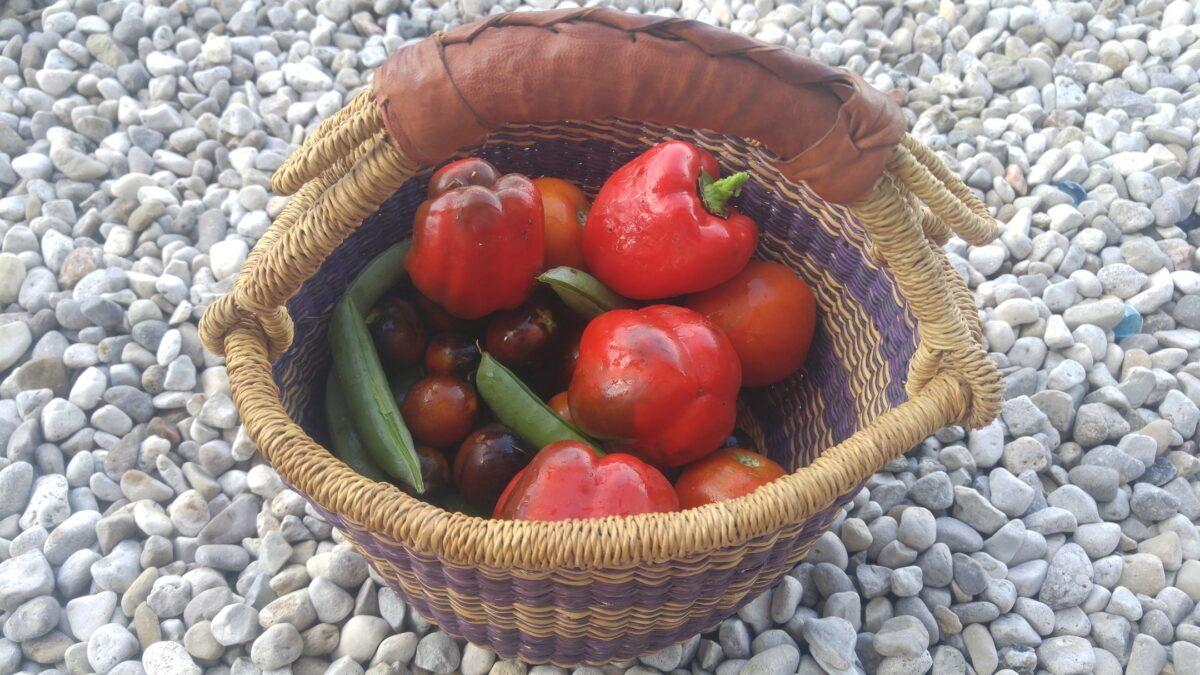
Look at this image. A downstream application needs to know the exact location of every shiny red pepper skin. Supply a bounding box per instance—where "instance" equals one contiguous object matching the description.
[583,141,758,299]
[493,441,679,521]
[406,158,544,319]
[568,305,742,468]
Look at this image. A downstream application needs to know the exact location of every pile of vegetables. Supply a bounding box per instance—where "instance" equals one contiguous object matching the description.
[325,141,817,522]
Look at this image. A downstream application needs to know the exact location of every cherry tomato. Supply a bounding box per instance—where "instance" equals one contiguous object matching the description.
[424,334,481,378]
[548,391,573,424]
[454,424,534,511]
[674,448,787,509]
[370,298,426,371]
[485,300,559,372]
[399,446,451,497]
[400,376,478,448]
[533,177,589,270]
[685,261,816,387]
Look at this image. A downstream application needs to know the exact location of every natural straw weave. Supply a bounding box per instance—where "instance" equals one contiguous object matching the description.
[200,104,1001,663]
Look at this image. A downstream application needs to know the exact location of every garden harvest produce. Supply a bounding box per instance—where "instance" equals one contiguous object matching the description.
[454,424,534,511]
[485,299,559,372]
[533,177,590,270]
[407,445,452,497]
[674,448,787,510]
[583,141,758,299]
[400,375,478,448]
[686,261,817,387]
[538,266,633,319]
[568,305,742,467]
[329,242,424,492]
[492,441,679,521]
[475,353,593,451]
[406,158,544,318]
[423,334,481,378]
[327,152,812,521]
[369,297,426,372]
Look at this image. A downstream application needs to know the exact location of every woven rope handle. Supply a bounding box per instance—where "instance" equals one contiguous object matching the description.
[200,123,419,359]
[852,139,1001,429]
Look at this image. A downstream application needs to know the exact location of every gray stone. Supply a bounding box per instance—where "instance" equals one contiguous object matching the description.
[88,624,139,674]
[414,631,461,673]
[252,623,304,669]
[801,617,857,673]
[0,551,54,611]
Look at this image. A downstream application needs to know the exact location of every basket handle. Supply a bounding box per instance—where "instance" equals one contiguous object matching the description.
[276,8,904,205]
[851,142,1002,429]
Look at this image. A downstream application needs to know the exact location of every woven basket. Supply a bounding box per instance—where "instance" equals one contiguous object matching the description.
[200,8,1003,666]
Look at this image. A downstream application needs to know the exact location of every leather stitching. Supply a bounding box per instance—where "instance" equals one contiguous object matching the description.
[435,33,494,131]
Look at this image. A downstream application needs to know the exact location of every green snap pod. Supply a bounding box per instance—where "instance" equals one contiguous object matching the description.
[475,352,597,452]
[537,266,633,319]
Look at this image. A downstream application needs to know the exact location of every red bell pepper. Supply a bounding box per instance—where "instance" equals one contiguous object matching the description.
[582,141,758,299]
[493,441,678,521]
[406,158,544,319]
[567,305,742,468]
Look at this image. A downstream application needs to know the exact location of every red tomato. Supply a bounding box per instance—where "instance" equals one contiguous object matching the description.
[548,391,572,424]
[400,376,478,448]
[674,448,787,509]
[685,261,816,387]
[533,177,589,271]
[568,305,741,468]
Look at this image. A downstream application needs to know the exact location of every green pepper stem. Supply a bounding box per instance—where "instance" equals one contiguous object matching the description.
[699,170,749,218]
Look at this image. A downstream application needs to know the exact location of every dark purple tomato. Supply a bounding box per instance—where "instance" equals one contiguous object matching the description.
[424,334,482,378]
[485,300,559,372]
[371,298,426,371]
[400,446,451,497]
[453,424,534,511]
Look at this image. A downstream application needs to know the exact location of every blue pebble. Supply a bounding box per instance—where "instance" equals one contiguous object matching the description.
[1057,180,1086,206]
[1113,305,1143,340]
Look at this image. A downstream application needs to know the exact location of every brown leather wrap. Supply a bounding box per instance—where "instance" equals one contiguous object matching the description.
[372,8,905,204]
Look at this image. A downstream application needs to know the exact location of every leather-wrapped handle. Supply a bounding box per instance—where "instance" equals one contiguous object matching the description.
[372,8,905,204]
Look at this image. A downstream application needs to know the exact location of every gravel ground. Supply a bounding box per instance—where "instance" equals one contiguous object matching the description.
[0,0,1198,674]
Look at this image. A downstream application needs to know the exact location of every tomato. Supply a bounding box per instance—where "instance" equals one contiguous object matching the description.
[454,424,534,511]
[547,391,572,424]
[400,376,478,448]
[533,177,589,270]
[685,261,816,387]
[399,446,451,497]
[370,297,426,372]
[484,300,559,373]
[674,448,787,509]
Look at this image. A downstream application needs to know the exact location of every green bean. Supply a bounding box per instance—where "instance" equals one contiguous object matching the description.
[324,373,387,482]
[475,352,597,452]
[345,241,411,310]
[330,299,424,491]
[537,266,633,319]
[329,240,424,492]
